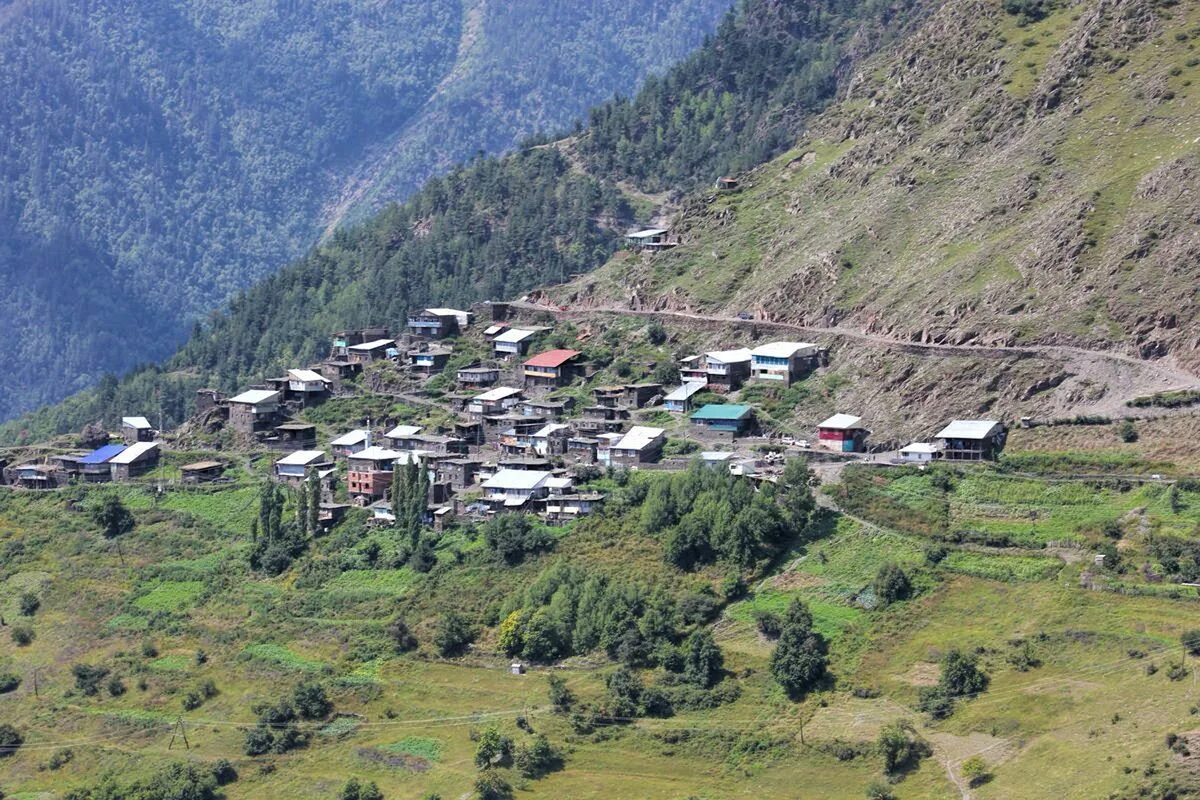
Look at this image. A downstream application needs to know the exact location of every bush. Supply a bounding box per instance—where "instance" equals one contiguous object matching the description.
[872,562,912,606]
[483,515,553,564]
[754,610,783,638]
[961,755,990,786]
[1118,419,1138,443]
[877,720,929,774]
[548,675,574,712]
[71,664,111,696]
[682,630,724,689]
[473,727,514,769]
[434,612,474,657]
[1181,629,1200,656]
[292,682,333,720]
[45,747,73,770]
[388,615,418,653]
[0,724,22,757]
[340,778,383,800]
[0,673,20,694]
[515,734,562,779]
[474,771,513,800]
[864,782,896,800]
[18,592,39,616]
[11,626,34,646]
[211,759,238,785]
[106,676,127,697]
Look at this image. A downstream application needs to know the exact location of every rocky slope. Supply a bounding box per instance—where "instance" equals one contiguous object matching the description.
[560,0,1200,394]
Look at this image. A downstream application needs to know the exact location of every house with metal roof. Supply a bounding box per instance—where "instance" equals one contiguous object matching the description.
[607,426,666,466]
[180,460,225,484]
[480,469,562,509]
[494,328,539,358]
[626,228,677,250]
[228,389,282,434]
[664,381,707,413]
[407,307,472,338]
[330,429,371,457]
[121,416,155,444]
[346,338,396,363]
[750,341,820,384]
[934,420,1006,461]
[287,368,331,396]
[457,365,500,387]
[79,443,127,482]
[109,441,160,481]
[346,446,405,502]
[690,404,754,437]
[523,349,583,388]
[899,442,940,463]
[817,414,869,453]
[275,450,333,486]
[680,348,753,391]
[468,386,524,418]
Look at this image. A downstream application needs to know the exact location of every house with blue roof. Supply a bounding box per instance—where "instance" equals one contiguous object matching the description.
[78,443,127,482]
[690,404,754,438]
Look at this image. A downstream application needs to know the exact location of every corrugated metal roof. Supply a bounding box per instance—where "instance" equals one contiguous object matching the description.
[935,420,1002,440]
[627,228,668,238]
[613,426,665,451]
[705,348,753,364]
[351,446,402,462]
[524,349,581,368]
[385,424,422,439]
[288,368,329,383]
[109,441,158,464]
[751,341,818,359]
[348,338,395,351]
[532,423,571,438]
[122,416,152,429]
[330,429,369,446]
[80,444,126,465]
[229,389,280,405]
[901,442,939,453]
[482,469,549,491]
[691,404,753,421]
[483,324,508,337]
[474,386,523,402]
[276,450,329,467]
[818,414,863,430]
[664,381,706,401]
[494,328,537,344]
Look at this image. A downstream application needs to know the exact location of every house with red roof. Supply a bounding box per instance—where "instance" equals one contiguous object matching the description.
[522,349,583,388]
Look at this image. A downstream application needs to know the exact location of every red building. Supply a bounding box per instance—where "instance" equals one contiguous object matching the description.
[816,414,869,453]
[522,349,583,388]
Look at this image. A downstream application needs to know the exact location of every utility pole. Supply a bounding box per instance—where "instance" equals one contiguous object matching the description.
[169,716,190,750]
[32,668,39,698]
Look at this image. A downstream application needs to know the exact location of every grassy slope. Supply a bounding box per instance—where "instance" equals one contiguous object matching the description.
[5,443,1200,797]
[564,0,1200,371]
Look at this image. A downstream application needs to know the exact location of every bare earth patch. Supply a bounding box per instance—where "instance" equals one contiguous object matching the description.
[899,661,942,687]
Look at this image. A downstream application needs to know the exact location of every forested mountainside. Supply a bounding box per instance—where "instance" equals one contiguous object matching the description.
[0,0,920,445]
[0,0,731,421]
[567,0,1200,374]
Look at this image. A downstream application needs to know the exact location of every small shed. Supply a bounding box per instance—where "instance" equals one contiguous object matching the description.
[180,460,225,484]
[331,429,371,457]
[899,442,939,463]
[510,661,526,675]
[121,416,155,444]
[817,414,869,453]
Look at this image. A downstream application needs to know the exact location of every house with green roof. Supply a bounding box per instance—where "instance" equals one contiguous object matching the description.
[689,404,754,437]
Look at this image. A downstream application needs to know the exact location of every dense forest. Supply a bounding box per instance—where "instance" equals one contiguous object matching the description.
[0,0,925,444]
[0,0,730,421]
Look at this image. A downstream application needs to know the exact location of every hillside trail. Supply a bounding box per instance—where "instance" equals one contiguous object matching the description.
[509,301,1200,413]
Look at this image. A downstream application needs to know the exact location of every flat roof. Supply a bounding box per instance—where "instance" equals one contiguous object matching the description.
[751,341,818,359]
[691,404,753,421]
[473,386,523,402]
[614,426,665,451]
[330,429,370,446]
[818,413,863,430]
[109,441,158,464]
[627,228,668,238]
[524,349,581,369]
[701,451,736,461]
[935,420,1002,440]
[181,460,224,471]
[901,442,939,454]
[275,422,316,431]
[122,416,152,429]
[229,389,280,405]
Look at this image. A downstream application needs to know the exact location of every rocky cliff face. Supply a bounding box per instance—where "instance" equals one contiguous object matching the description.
[573,0,1200,376]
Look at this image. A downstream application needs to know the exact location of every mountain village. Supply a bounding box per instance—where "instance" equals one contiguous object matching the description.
[0,298,1009,530]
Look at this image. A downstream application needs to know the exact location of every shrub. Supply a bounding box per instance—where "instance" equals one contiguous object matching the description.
[211,759,238,785]
[877,720,929,774]
[474,771,513,800]
[483,515,552,565]
[0,673,20,694]
[106,676,127,697]
[387,615,418,653]
[682,630,724,689]
[864,782,895,800]
[11,626,34,646]
[340,778,383,800]
[18,592,39,616]
[473,727,514,769]
[873,563,912,606]
[45,747,73,770]
[71,664,111,696]
[1181,629,1200,656]
[961,755,990,786]
[515,734,562,779]
[1118,419,1138,443]
[292,682,333,720]
[547,675,574,712]
[434,612,474,657]
[0,724,22,757]
[754,610,783,638]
